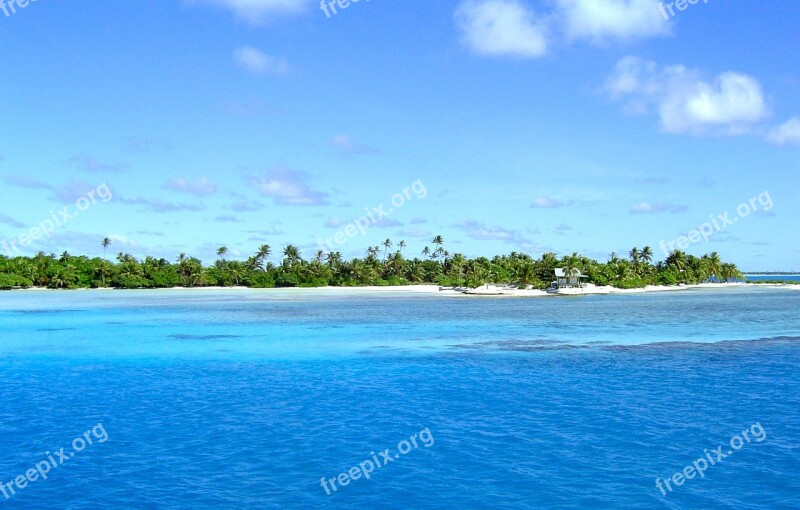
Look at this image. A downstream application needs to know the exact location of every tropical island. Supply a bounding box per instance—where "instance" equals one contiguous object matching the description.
[0,236,761,291]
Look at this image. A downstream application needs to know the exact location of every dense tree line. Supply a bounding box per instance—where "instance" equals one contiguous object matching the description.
[0,237,744,290]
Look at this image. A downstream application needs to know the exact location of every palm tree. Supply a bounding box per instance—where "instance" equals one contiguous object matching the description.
[666,250,688,283]
[387,251,405,276]
[629,247,641,264]
[255,244,271,269]
[398,240,406,254]
[720,263,743,282]
[382,239,392,262]
[562,252,582,285]
[326,251,342,269]
[421,246,431,259]
[101,238,111,260]
[430,235,445,266]
[176,253,193,284]
[246,256,262,272]
[666,250,687,271]
[96,260,113,287]
[216,246,228,260]
[520,261,537,287]
[641,246,653,264]
[406,260,425,283]
[227,261,245,285]
[282,245,301,266]
[535,252,560,282]
[708,252,722,280]
[450,253,467,288]
[50,265,77,289]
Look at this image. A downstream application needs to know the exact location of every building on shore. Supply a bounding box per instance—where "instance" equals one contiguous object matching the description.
[552,268,587,289]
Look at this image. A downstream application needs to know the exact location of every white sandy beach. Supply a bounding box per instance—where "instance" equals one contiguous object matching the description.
[8,282,797,297]
[438,282,794,297]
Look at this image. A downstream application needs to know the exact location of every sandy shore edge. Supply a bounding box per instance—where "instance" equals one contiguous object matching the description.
[8,282,798,297]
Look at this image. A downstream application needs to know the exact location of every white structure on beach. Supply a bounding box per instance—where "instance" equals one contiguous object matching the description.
[552,268,587,289]
[465,284,510,295]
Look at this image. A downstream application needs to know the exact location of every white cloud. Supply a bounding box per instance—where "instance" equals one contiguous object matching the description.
[531,196,564,208]
[767,117,800,146]
[0,213,25,228]
[50,181,104,203]
[234,46,288,75]
[165,177,218,196]
[188,0,307,25]
[662,73,768,134]
[454,219,517,241]
[120,197,206,213]
[557,0,670,43]
[606,57,770,135]
[249,167,328,206]
[452,219,545,252]
[374,218,403,228]
[396,228,430,238]
[455,0,549,58]
[229,192,264,212]
[3,174,50,190]
[68,154,126,173]
[107,235,140,249]
[454,0,671,58]
[629,201,687,214]
[330,134,374,155]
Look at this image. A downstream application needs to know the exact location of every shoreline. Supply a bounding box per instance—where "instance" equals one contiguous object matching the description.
[453,282,795,297]
[5,282,798,297]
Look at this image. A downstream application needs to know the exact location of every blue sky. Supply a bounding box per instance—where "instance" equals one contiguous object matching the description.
[0,0,798,270]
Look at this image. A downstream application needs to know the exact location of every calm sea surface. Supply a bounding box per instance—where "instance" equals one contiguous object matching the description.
[1,287,799,509]
[745,274,800,282]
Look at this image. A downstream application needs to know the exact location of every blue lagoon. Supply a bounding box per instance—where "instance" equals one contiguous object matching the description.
[1,288,799,509]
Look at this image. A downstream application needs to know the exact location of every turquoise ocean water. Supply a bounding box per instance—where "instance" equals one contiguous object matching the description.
[1,287,799,509]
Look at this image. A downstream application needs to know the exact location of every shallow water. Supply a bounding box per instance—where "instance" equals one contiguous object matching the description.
[0,288,798,508]
[2,287,799,359]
